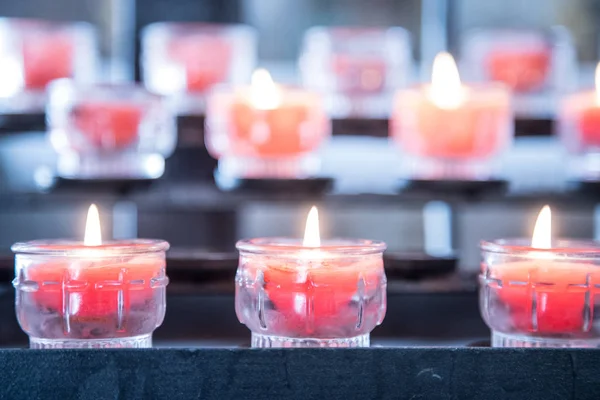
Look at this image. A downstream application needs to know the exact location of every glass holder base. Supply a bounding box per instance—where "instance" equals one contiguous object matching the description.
[251,333,370,348]
[57,152,165,180]
[29,334,153,349]
[492,331,600,348]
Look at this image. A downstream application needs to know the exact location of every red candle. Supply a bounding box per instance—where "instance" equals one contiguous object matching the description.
[485,49,551,93]
[22,31,74,90]
[332,54,387,94]
[489,261,597,333]
[481,206,600,348]
[559,63,600,154]
[72,102,144,150]
[205,69,330,179]
[391,52,511,176]
[235,207,387,348]
[12,205,170,348]
[168,35,232,93]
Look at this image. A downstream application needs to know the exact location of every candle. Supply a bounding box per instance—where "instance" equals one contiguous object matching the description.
[390,52,512,180]
[12,204,170,348]
[559,62,600,179]
[235,206,387,348]
[205,69,330,179]
[480,205,600,348]
[47,80,176,180]
[300,26,412,118]
[485,48,551,93]
[141,22,256,106]
[461,28,576,96]
[0,18,97,101]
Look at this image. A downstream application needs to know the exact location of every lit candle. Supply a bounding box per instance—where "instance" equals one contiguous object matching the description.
[390,52,512,179]
[205,69,330,179]
[559,62,600,178]
[235,206,387,348]
[481,205,600,348]
[12,204,170,349]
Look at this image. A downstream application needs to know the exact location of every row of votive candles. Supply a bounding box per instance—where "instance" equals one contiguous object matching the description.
[0,19,577,118]
[11,204,600,349]
[45,54,600,182]
[0,19,596,181]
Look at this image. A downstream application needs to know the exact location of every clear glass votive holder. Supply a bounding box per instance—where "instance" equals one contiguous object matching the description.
[12,239,169,349]
[558,90,600,180]
[141,22,257,114]
[461,27,575,100]
[205,85,331,180]
[299,26,412,118]
[480,239,600,348]
[47,79,177,180]
[235,238,387,348]
[390,84,513,180]
[0,18,98,113]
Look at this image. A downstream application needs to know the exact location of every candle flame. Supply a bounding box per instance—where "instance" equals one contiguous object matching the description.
[595,62,600,106]
[531,205,551,249]
[303,206,321,247]
[251,68,282,110]
[84,204,102,246]
[428,52,465,109]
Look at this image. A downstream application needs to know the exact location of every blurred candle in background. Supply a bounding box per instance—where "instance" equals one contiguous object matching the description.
[390,52,512,180]
[205,69,330,181]
[141,22,257,115]
[559,62,600,180]
[47,80,176,180]
[300,26,412,118]
[461,27,576,115]
[0,18,98,113]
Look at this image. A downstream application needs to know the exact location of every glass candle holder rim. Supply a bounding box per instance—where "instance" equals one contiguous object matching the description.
[143,21,254,35]
[210,82,322,98]
[0,17,93,30]
[481,238,600,257]
[48,79,162,100]
[236,237,386,255]
[11,239,170,256]
[401,81,510,95]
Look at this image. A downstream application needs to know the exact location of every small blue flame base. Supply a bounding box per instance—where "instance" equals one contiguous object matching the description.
[29,334,153,349]
[251,333,370,348]
[492,331,600,348]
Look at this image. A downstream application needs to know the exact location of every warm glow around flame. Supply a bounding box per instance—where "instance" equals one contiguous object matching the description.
[303,206,321,247]
[84,204,102,246]
[595,62,600,106]
[428,52,465,109]
[250,68,282,110]
[531,205,551,249]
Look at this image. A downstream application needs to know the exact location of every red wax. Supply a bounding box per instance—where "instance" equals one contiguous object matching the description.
[578,107,600,147]
[392,88,511,159]
[28,257,164,318]
[332,55,386,94]
[223,93,327,157]
[73,102,143,150]
[491,261,599,333]
[22,33,73,89]
[485,49,551,93]
[262,259,382,332]
[169,36,231,92]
